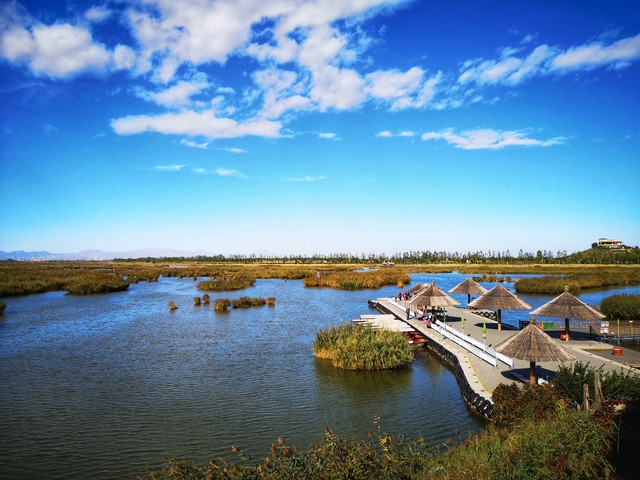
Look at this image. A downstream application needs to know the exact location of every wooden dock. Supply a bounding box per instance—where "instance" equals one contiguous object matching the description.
[368,297,638,420]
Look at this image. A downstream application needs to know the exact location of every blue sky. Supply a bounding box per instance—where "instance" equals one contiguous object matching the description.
[1,0,639,256]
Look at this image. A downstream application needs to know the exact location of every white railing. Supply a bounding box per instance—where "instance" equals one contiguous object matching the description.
[431,321,497,367]
[435,320,514,368]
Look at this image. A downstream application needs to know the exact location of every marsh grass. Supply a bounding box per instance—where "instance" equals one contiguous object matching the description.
[213,298,232,311]
[194,297,202,306]
[197,276,256,291]
[515,268,640,295]
[202,294,211,304]
[0,301,5,314]
[169,300,178,310]
[304,269,411,290]
[312,323,413,370]
[231,297,267,308]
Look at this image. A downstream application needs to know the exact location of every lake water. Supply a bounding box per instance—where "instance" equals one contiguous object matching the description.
[1,272,638,479]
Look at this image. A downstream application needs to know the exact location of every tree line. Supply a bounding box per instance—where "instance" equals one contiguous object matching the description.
[115,246,640,265]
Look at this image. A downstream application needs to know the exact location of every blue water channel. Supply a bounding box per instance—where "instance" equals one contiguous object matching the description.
[1,272,638,479]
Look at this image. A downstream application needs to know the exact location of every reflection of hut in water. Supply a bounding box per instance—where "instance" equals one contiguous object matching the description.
[468,284,531,331]
[449,277,488,306]
[495,318,575,384]
[530,286,605,341]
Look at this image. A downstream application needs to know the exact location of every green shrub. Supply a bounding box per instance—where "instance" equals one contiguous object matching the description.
[202,294,210,304]
[194,297,202,306]
[553,361,640,404]
[600,293,640,320]
[491,383,570,430]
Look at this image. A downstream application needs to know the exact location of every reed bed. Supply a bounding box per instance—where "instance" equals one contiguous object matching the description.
[472,274,515,283]
[515,268,640,295]
[303,269,410,290]
[0,301,5,314]
[600,294,640,320]
[312,323,413,370]
[232,297,268,308]
[193,297,202,306]
[197,276,256,291]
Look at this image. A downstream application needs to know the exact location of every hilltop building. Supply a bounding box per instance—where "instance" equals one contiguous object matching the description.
[598,238,623,249]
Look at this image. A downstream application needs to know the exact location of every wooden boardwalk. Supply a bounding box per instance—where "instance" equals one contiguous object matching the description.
[368,298,638,419]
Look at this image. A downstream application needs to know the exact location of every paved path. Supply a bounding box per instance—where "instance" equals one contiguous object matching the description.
[370,298,637,397]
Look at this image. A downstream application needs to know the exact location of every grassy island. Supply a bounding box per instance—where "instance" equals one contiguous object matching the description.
[197,276,256,291]
[303,269,411,290]
[312,323,414,370]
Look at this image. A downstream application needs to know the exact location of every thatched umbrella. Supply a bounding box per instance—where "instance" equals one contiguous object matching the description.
[449,277,488,306]
[495,318,575,384]
[530,286,605,341]
[409,281,460,319]
[468,284,531,332]
[406,282,424,294]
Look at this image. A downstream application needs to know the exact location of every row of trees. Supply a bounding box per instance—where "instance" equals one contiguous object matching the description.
[117,247,640,265]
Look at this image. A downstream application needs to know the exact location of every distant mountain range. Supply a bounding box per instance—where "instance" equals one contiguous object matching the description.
[0,249,198,261]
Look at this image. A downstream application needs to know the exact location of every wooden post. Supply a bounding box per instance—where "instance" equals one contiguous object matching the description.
[498,309,502,332]
[530,361,537,385]
[565,317,570,341]
[594,371,604,406]
[582,384,590,412]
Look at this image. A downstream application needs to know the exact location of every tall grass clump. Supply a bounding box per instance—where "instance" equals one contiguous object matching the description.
[600,293,640,320]
[231,297,267,308]
[213,298,232,311]
[193,297,202,306]
[303,269,410,290]
[267,297,276,306]
[515,268,640,295]
[0,301,6,314]
[312,323,413,370]
[202,294,210,304]
[197,276,256,291]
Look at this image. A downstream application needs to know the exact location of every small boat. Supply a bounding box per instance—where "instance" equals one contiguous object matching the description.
[405,330,427,347]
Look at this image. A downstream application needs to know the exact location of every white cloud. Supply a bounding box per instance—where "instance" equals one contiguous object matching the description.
[180,139,209,149]
[150,77,210,108]
[319,132,337,139]
[376,130,392,137]
[399,131,415,137]
[218,147,247,153]
[0,22,111,78]
[365,67,424,100]
[284,176,326,182]
[421,128,566,150]
[155,164,185,171]
[552,33,640,70]
[111,109,282,139]
[85,6,111,23]
[216,168,247,179]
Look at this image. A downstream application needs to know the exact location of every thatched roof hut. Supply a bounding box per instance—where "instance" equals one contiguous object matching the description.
[406,282,424,294]
[409,281,460,308]
[449,277,488,305]
[468,284,531,331]
[495,318,575,384]
[530,286,605,341]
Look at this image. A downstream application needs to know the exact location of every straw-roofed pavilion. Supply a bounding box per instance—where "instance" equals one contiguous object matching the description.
[449,277,488,306]
[406,282,424,294]
[409,281,460,309]
[495,318,575,384]
[530,286,605,341]
[468,284,531,331]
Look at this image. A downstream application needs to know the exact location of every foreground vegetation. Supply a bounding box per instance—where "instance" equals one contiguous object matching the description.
[144,373,640,480]
[312,323,414,370]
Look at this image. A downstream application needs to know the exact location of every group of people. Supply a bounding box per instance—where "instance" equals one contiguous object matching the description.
[393,291,414,302]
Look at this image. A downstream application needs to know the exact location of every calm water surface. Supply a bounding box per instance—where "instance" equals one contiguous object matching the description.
[2,273,638,479]
[1,275,481,480]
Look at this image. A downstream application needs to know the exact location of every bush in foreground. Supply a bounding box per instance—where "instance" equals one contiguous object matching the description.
[600,294,640,321]
[312,323,413,370]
